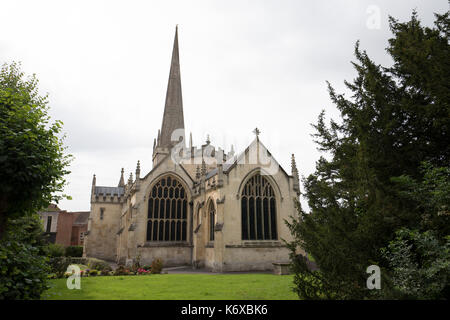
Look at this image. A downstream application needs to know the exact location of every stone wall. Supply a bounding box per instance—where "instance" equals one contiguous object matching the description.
[221,163,296,248]
[84,202,122,261]
[204,247,215,269]
[223,246,291,271]
[89,140,300,270]
[137,245,192,266]
[197,156,297,271]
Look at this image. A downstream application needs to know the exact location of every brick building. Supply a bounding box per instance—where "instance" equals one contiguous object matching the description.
[38,205,90,246]
[56,211,90,246]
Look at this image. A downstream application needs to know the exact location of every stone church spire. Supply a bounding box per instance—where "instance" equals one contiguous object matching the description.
[160,25,185,148]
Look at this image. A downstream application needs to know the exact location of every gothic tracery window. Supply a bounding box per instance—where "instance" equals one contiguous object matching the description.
[241,174,277,240]
[146,176,187,242]
[208,201,215,241]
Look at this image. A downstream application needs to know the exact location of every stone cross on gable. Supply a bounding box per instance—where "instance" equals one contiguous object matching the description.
[253,127,260,137]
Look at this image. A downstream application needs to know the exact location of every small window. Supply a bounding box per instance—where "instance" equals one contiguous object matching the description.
[46,216,52,233]
[100,208,105,220]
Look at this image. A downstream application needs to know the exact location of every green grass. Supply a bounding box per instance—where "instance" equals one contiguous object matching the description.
[42,274,299,300]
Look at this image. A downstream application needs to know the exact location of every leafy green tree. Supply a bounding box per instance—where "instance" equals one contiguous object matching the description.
[287,10,449,299]
[0,62,72,238]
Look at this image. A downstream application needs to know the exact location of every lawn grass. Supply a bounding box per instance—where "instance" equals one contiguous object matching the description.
[42,274,299,300]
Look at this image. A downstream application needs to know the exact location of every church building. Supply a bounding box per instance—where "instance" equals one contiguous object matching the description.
[83,27,301,272]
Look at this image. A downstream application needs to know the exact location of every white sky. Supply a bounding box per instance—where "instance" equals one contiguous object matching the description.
[1,0,447,211]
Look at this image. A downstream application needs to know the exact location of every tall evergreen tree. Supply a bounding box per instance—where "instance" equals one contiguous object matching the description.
[286,10,449,299]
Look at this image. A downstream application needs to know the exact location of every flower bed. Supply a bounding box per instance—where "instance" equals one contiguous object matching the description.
[137,268,151,275]
[53,259,160,278]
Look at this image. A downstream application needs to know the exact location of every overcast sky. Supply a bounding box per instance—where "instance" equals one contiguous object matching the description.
[1,0,448,211]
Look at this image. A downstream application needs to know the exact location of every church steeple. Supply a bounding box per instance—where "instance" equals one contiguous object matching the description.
[160,25,185,148]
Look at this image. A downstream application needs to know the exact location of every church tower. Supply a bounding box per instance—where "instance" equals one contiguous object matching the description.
[153,26,185,167]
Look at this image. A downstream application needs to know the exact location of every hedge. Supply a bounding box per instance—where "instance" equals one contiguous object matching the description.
[65,245,83,257]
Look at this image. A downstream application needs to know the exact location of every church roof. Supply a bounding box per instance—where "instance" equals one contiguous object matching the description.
[42,204,61,212]
[94,186,124,196]
[205,163,233,179]
[203,137,291,180]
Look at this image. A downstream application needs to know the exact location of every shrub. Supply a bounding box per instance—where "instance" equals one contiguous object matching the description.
[130,264,138,275]
[114,265,130,276]
[0,215,50,300]
[70,257,88,265]
[89,269,99,277]
[48,257,71,278]
[45,243,65,258]
[151,258,163,274]
[128,254,143,275]
[87,258,111,272]
[47,257,89,277]
[65,245,83,257]
[100,269,110,276]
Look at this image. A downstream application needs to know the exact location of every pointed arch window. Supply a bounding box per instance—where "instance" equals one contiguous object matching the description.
[241,174,277,240]
[147,176,188,241]
[208,201,215,241]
